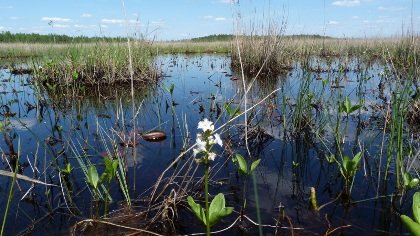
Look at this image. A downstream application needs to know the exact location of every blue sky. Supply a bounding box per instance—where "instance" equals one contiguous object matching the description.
[0,0,418,40]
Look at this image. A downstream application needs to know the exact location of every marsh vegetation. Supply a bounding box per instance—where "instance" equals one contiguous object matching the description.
[0,23,419,236]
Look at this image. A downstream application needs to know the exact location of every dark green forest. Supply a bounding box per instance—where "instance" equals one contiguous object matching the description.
[0,31,125,43]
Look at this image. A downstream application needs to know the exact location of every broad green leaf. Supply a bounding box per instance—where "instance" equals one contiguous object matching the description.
[401,215,420,236]
[352,152,362,168]
[86,165,99,189]
[187,196,206,225]
[342,156,350,172]
[102,158,119,183]
[344,97,352,113]
[250,159,261,174]
[208,193,233,227]
[209,193,226,215]
[349,104,362,114]
[235,154,248,175]
[414,192,420,224]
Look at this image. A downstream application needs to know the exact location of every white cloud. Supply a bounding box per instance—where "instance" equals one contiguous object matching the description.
[74,24,96,28]
[41,17,72,22]
[377,6,405,11]
[0,26,4,30]
[203,15,227,21]
[328,20,340,25]
[102,19,124,24]
[332,0,360,7]
[54,24,70,28]
[81,13,92,18]
[101,18,138,24]
[9,16,18,20]
[151,20,165,27]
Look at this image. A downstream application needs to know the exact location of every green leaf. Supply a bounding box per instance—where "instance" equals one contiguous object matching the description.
[344,97,352,113]
[410,179,420,190]
[352,152,362,167]
[72,71,78,80]
[249,159,261,174]
[62,163,72,175]
[349,104,362,114]
[101,158,119,183]
[163,83,175,95]
[413,192,420,224]
[86,165,99,189]
[208,193,233,227]
[187,196,206,225]
[342,155,350,172]
[401,215,420,236]
[225,103,240,118]
[235,154,248,176]
[404,173,420,190]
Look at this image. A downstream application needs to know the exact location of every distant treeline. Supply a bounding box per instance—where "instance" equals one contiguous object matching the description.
[0,31,125,43]
[188,34,332,42]
[0,31,334,44]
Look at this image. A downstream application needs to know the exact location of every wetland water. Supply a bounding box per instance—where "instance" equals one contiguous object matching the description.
[0,54,418,235]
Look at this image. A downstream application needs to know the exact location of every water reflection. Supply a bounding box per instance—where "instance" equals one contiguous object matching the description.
[0,54,416,235]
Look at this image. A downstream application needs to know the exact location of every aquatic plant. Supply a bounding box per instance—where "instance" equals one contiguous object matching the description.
[32,42,159,86]
[335,152,363,193]
[0,140,20,236]
[339,96,362,117]
[401,192,420,236]
[187,119,232,235]
[233,153,261,177]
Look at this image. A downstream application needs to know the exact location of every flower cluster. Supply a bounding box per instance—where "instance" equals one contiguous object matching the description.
[193,119,223,162]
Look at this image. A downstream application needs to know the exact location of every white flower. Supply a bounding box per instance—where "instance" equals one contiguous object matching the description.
[197,118,214,132]
[193,135,207,156]
[208,152,216,161]
[213,133,223,147]
[193,148,201,156]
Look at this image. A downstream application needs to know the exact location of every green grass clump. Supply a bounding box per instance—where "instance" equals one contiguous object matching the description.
[34,42,158,86]
[231,35,292,77]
